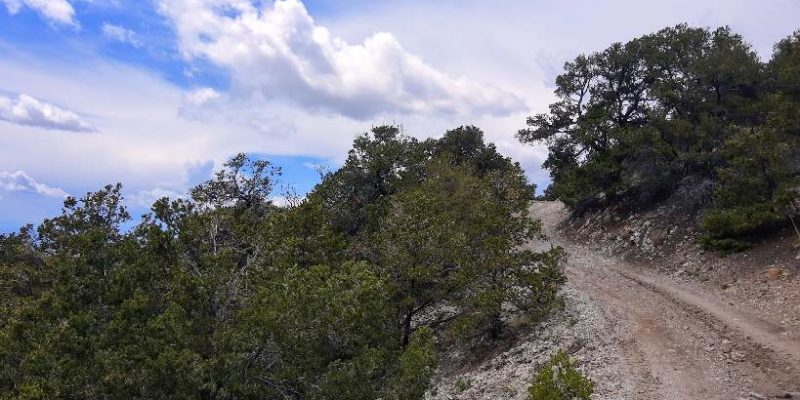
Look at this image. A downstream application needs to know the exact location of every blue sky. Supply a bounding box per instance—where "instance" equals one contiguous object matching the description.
[1,0,799,232]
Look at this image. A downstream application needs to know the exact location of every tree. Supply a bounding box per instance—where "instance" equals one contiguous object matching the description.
[519,25,762,206]
[701,128,796,251]
[0,184,140,398]
[375,159,564,345]
[1,129,565,398]
[314,126,428,236]
[224,261,433,399]
[0,225,46,322]
[520,24,798,249]
[699,30,800,250]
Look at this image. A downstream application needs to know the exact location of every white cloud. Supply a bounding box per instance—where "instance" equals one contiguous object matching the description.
[158,0,526,120]
[0,93,97,132]
[0,50,360,220]
[1,0,76,26]
[302,161,330,174]
[129,187,186,208]
[269,193,306,208]
[101,23,142,47]
[268,196,290,207]
[0,170,68,197]
[2,0,798,230]
[184,87,220,106]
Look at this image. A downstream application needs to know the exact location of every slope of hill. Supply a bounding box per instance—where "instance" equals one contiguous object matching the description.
[429,201,800,399]
[536,201,800,399]
[568,193,800,329]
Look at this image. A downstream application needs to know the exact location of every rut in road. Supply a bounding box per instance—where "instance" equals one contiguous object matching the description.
[529,201,800,400]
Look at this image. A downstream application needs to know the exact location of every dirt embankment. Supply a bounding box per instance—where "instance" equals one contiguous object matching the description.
[537,201,800,399]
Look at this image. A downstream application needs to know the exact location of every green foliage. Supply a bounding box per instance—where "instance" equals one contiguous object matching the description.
[372,151,562,344]
[0,126,565,399]
[520,25,800,249]
[385,328,437,400]
[700,129,794,251]
[313,126,429,236]
[228,261,402,399]
[0,225,44,322]
[454,378,472,393]
[528,351,594,400]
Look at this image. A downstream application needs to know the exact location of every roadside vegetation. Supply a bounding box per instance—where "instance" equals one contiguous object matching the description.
[0,126,565,399]
[528,351,594,400]
[520,25,800,251]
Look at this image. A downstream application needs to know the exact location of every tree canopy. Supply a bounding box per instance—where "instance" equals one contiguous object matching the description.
[520,25,800,250]
[0,126,564,399]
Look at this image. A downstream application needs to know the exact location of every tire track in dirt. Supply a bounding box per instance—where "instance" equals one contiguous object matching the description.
[530,201,800,399]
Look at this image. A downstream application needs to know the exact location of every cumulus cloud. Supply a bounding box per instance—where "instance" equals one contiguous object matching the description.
[1,0,76,26]
[158,0,526,120]
[0,170,68,197]
[184,87,220,106]
[129,187,186,208]
[101,23,142,47]
[0,93,97,132]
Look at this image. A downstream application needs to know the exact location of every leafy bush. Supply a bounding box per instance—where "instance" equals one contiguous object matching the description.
[701,205,784,252]
[528,351,594,400]
[700,127,797,250]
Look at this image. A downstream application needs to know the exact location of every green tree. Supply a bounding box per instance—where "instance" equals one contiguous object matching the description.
[224,261,430,399]
[375,159,564,345]
[0,225,46,323]
[314,126,428,236]
[700,30,800,250]
[701,128,796,251]
[0,184,138,398]
[519,25,763,207]
[1,127,566,399]
[520,24,798,248]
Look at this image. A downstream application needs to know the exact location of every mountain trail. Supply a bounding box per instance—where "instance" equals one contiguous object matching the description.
[530,201,800,399]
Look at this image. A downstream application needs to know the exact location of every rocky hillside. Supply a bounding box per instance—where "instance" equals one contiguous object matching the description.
[565,196,800,336]
[428,201,800,400]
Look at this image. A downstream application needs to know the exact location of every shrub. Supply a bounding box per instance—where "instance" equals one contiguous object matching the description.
[701,205,784,251]
[528,351,594,400]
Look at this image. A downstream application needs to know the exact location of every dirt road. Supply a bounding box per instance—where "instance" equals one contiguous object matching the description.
[530,201,800,399]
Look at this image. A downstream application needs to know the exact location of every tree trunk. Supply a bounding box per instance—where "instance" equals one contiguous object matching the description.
[401,308,413,347]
